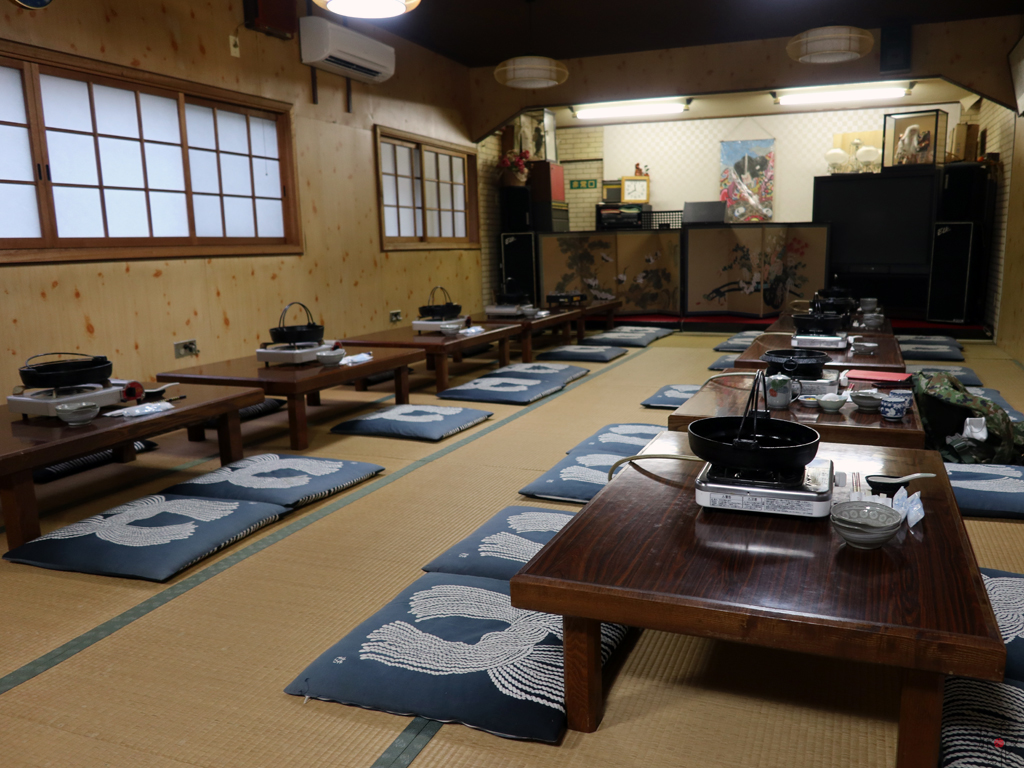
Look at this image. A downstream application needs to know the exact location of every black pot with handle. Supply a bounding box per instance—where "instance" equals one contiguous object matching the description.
[269,302,324,345]
[792,313,846,335]
[759,349,831,380]
[418,286,462,321]
[19,352,113,390]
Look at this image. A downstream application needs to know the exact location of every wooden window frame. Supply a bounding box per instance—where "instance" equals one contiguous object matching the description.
[375,125,479,252]
[0,40,302,265]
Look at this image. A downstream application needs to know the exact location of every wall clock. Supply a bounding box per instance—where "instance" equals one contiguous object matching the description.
[621,175,650,203]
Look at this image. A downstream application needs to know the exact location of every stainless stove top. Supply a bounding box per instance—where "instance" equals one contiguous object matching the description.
[694,459,834,518]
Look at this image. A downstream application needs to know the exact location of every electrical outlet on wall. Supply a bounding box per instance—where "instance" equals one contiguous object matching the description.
[174,339,200,359]
[389,310,402,323]
[229,35,240,57]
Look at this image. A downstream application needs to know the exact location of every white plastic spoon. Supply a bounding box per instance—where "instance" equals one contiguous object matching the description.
[866,472,936,484]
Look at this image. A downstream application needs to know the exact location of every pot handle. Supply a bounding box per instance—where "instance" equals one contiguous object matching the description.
[278,302,315,328]
[24,352,96,366]
[426,286,453,306]
[782,357,799,372]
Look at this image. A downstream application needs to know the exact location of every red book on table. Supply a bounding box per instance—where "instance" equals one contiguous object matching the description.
[846,370,912,383]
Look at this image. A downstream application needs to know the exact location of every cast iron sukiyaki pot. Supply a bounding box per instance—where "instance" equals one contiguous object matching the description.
[791,313,845,335]
[760,348,831,379]
[269,302,324,345]
[19,352,113,390]
[418,286,462,321]
[688,417,820,472]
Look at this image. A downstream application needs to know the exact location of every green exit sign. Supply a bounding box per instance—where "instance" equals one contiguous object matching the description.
[570,179,597,190]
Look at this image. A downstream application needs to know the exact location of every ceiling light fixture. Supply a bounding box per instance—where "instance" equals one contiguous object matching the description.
[575,100,688,120]
[494,0,567,89]
[786,26,874,64]
[776,84,910,106]
[314,0,420,19]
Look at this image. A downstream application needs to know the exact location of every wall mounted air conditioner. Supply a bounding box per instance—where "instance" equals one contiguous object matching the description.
[299,15,395,84]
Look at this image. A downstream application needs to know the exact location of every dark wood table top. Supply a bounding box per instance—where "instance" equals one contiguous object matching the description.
[667,371,925,449]
[767,314,894,337]
[580,299,623,316]
[735,334,905,373]
[472,308,582,329]
[156,347,425,396]
[1,383,263,474]
[511,431,1003,680]
[340,324,519,353]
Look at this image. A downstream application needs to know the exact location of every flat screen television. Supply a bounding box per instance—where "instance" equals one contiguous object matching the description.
[811,169,939,275]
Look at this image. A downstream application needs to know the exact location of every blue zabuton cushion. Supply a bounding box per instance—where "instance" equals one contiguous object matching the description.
[641,384,701,409]
[422,506,574,581]
[484,363,589,385]
[283,572,628,743]
[898,343,965,361]
[436,376,564,405]
[713,332,761,353]
[906,365,983,387]
[162,454,384,509]
[569,423,664,456]
[331,405,492,442]
[945,463,1024,519]
[941,677,1024,767]
[535,345,626,363]
[519,452,628,503]
[967,387,1024,423]
[582,326,672,348]
[897,335,963,349]
[2,494,286,582]
[708,354,738,371]
[981,567,1024,682]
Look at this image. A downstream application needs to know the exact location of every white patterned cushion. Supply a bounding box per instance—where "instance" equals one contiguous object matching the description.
[331,405,491,442]
[945,463,1024,519]
[941,676,1024,767]
[642,384,701,409]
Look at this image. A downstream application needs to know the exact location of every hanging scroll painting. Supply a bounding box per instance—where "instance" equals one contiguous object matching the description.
[720,139,775,223]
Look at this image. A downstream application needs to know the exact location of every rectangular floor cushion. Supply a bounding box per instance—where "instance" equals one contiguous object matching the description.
[642,384,701,409]
[519,451,629,503]
[436,376,565,405]
[708,354,738,371]
[569,423,665,456]
[967,387,1024,422]
[162,454,384,509]
[33,439,158,484]
[484,363,589,386]
[2,494,286,582]
[941,676,1024,767]
[907,365,983,387]
[582,326,672,348]
[896,335,964,349]
[284,572,628,743]
[422,506,574,581]
[535,345,626,363]
[981,567,1024,682]
[944,463,1024,519]
[331,405,492,441]
[897,343,965,361]
[713,332,761,353]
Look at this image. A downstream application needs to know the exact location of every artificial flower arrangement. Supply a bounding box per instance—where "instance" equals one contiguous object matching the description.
[498,149,531,183]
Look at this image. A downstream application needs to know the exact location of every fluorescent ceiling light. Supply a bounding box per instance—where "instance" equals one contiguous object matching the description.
[576,102,687,120]
[322,0,420,18]
[778,87,907,106]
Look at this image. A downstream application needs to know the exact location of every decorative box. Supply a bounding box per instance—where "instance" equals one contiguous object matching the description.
[883,109,948,170]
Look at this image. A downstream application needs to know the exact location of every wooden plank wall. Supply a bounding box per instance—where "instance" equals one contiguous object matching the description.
[0,0,484,396]
[996,113,1024,360]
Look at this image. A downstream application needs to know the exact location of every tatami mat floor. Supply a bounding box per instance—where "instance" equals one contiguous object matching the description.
[1,332,1022,767]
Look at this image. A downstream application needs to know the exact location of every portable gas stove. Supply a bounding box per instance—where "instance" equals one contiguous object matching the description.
[256,342,333,366]
[694,458,835,518]
[7,383,127,418]
[791,333,848,350]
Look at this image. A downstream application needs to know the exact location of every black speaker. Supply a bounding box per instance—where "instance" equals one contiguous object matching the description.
[499,232,538,305]
[880,25,912,74]
[500,187,532,232]
[927,222,973,323]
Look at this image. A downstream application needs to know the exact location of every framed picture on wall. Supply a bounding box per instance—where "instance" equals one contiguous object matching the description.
[621,176,650,203]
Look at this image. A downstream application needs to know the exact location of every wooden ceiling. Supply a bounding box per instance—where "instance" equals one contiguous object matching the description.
[369,0,1023,68]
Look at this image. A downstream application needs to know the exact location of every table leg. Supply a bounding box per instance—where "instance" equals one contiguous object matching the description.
[112,441,137,463]
[563,616,603,732]
[354,378,368,392]
[605,311,615,331]
[521,330,533,363]
[561,320,572,344]
[453,350,464,363]
[306,391,321,407]
[896,669,945,768]
[394,366,410,404]
[433,354,450,392]
[498,337,511,367]
[215,410,244,464]
[187,424,207,442]
[286,395,309,451]
[425,356,436,371]
[0,469,39,550]
[576,316,586,344]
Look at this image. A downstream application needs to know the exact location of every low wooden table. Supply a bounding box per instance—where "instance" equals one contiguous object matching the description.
[473,309,581,363]
[340,325,518,392]
[576,299,623,343]
[156,347,424,451]
[511,431,1003,767]
[767,314,894,336]
[0,383,263,550]
[735,335,906,373]
[667,371,926,448]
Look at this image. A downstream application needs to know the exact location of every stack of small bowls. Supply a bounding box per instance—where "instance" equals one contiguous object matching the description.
[439,322,463,337]
[830,501,903,549]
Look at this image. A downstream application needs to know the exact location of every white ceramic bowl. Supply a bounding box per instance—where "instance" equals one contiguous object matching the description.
[817,393,846,412]
[316,349,346,366]
[797,395,819,408]
[831,501,902,549]
[55,401,100,426]
[852,342,878,355]
[439,322,463,337]
[850,391,885,412]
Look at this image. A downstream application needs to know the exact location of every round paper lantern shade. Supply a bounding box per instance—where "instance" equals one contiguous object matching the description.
[786,26,874,64]
[315,0,420,18]
[494,56,569,89]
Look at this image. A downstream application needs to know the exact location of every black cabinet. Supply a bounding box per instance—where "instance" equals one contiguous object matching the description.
[499,232,538,305]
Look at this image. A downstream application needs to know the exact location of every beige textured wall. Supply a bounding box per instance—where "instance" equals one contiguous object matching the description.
[466,16,1024,141]
[0,0,481,396]
[996,112,1024,360]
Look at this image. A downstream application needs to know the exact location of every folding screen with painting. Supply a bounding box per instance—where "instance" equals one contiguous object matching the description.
[684,224,829,317]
